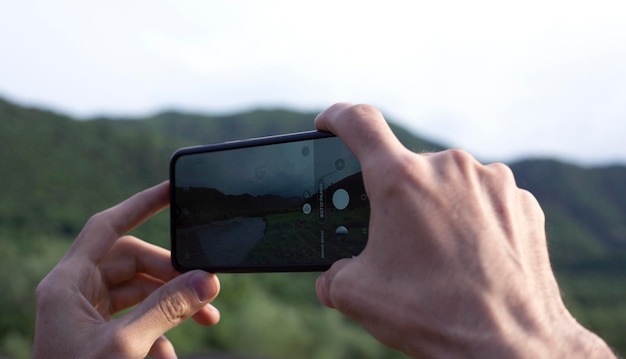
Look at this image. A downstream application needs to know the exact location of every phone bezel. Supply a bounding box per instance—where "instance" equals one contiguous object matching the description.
[170,130,357,273]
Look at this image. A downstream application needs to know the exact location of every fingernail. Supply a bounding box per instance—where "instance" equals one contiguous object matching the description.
[189,272,216,302]
[205,303,219,314]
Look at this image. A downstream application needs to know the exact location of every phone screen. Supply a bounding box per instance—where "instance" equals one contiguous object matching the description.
[170,132,369,272]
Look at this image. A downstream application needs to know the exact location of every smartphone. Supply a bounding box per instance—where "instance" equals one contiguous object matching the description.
[170,131,369,272]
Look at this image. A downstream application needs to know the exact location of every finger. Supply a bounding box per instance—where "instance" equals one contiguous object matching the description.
[314,103,406,166]
[148,335,177,359]
[316,257,352,308]
[316,274,333,308]
[107,273,165,315]
[115,270,220,344]
[108,274,221,324]
[68,181,170,263]
[99,236,178,288]
[191,303,221,326]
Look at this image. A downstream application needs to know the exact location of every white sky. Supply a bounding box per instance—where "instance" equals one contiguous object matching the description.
[1,0,625,165]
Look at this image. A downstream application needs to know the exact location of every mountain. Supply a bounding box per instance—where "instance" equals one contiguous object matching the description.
[0,97,623,358]
[511,159,626,267]
[0,97,442,239]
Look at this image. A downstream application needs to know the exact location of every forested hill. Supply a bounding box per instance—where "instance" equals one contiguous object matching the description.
[0,96,624,358]
[513,159,626,255]
[0,97,443,238]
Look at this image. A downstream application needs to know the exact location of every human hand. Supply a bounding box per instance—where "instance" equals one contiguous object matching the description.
[314,104,615,358]
[33,182,220,359]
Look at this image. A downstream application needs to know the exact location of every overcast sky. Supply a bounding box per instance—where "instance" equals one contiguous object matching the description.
[1,1,625,165]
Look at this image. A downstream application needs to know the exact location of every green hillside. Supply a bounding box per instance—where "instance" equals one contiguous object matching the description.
[0,97,623,358]
[510,160,626,351]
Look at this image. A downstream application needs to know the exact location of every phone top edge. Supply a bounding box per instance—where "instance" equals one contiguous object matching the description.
[170,130,334,160]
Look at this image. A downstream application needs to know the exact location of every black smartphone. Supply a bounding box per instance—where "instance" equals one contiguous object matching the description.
[170,131,369,272]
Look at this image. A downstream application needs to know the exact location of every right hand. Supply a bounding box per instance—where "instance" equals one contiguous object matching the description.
[314,103,615,358]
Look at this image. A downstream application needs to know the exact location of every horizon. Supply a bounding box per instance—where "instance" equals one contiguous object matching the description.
[3,94,625,168]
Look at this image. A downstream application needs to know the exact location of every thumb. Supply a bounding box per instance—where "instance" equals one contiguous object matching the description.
[116,270,220,347]
[316,258,352,309]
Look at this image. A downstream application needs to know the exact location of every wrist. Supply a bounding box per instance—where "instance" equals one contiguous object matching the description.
[555,321,617,359]
[494,315,616,359]
[399,310,616,359]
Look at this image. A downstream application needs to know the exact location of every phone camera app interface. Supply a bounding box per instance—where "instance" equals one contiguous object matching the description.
[173,136,369,268]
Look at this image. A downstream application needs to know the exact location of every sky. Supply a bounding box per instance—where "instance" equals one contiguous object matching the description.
[1,0,625,165]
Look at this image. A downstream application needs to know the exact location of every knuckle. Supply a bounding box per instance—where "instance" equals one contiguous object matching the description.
[81,209,122,240]
[375,151,421,191]
[82,211,111,235]
[343,103,381,119]
[158,290,190,324]
[35,276,54,305]
[35,271,65,307]
[338,104,383,130]
[115,235,140,249]
[487,162,515,181]
[445,148,478,167]
[391,152,422,180]
[430,148,482,179]
[519,189,545,223]
[86,210,106,227]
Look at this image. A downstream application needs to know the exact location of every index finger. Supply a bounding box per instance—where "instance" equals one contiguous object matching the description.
[66,181,170,263]
[314,103,406,166]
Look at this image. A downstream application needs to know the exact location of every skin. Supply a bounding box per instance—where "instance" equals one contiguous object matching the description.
[314,103,615,358]
[33,182,220,359]
[33,103,615,358]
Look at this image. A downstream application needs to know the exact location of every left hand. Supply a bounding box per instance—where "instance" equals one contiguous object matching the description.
[33,182,221,359]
